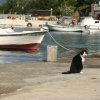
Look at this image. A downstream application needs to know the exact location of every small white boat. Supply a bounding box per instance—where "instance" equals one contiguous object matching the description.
[81,17,100,27]
[83,25,100,34]
[0,28,46,52]
[81,17,100,34]
[46,24,83,32]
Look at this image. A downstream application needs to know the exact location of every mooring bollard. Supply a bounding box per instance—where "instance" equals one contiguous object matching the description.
[47,45,58,62]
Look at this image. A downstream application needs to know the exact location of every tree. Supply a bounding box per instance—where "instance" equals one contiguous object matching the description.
[0,0,98,16]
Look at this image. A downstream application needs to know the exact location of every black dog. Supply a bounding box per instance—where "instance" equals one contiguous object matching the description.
[62,50,88,74]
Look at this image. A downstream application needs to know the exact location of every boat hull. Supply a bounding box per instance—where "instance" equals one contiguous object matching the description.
[88,29,100,34]
[0,43,40,52]
[0,30,45,52]
[46,24,83,32]
[84,25,100,34]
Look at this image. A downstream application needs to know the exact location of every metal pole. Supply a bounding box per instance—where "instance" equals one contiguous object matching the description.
[51,8,53,17]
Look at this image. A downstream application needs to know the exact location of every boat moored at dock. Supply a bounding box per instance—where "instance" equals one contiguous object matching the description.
[46,24,83,32]
[0,28,46,52]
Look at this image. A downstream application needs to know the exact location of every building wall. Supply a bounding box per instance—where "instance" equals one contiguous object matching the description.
[91,3,100,19]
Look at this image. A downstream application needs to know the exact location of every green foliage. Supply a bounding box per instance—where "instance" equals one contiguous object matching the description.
[0,0,98,16]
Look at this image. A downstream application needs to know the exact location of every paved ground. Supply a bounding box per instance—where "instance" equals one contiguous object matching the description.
[0,57,100,100]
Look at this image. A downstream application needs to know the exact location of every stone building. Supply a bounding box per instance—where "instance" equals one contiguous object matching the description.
[91,1,100,20]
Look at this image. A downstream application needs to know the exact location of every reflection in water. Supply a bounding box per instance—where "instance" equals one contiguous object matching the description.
[0,51,42,63]
[0,30,100,63]
[41,31,100,59]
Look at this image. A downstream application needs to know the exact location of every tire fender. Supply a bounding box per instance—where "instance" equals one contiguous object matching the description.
[27,23,32,27]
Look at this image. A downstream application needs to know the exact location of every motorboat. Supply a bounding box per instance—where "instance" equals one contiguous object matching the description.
[81,17,100,27]
[81,17,100,33]
[46,24,83,32]
[0,28,46,52]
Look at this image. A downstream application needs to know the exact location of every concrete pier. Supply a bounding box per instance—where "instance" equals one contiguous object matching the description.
[0,57,100,100]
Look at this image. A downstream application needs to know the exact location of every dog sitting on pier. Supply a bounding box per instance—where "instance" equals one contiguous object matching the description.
[62,49,88,74]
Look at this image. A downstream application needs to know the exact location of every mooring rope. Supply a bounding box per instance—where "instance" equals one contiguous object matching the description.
[46,30,100,57]
[47,31,74,52]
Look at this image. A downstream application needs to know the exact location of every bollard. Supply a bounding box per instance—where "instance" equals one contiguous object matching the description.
[47,45,58,62]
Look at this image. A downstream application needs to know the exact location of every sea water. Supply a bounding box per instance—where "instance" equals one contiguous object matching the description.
[0,30,100,63]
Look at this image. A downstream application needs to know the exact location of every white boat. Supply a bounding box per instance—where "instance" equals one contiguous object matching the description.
[81,17,100,27]
[86,25,100,33]
[46,24,83,32]
[0,28,46,52]
[81,17,100,33]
